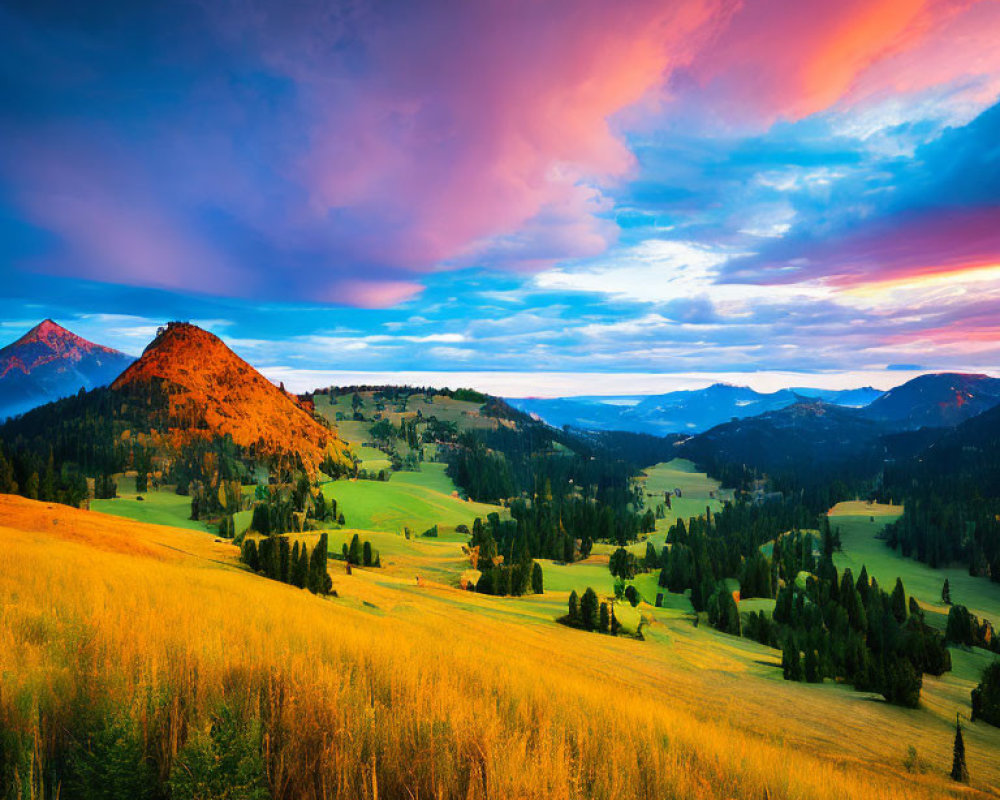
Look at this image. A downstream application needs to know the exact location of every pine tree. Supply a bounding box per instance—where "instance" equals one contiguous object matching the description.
[568,590,579,621]
[240,539,260,572]
[599,602,611,633]
[804,648,820,683]
[363,540,373,567]
[782,640,803,681]
[348,533,362,566]
[942,579,952,605]
[856,565,871,606]
[580,587,599,631]
[950,715,969,783]
[279,536,291,583]
[292,543,308,588]
[890,577,907,623]
[531,562,543,594]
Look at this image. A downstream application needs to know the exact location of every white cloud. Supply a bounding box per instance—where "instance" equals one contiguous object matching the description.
[533,239,831,308]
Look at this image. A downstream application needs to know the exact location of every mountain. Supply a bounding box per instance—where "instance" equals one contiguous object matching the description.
[861,372,1000,430]
[111,322,351,474]
[678,373,1000,490]
[510,383,884,435]
[679,400,892,481]
[0,319,133,420]
[508,396,644,431]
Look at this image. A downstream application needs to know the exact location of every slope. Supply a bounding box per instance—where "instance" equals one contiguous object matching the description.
[108,321,352,474]
[2,493,998,798]
[0,319,133,419]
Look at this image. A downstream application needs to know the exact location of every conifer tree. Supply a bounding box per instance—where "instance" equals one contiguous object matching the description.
[240,538,260,572]
[782,640,803,681]
[890,577,908,623]
[804,648,820,683]
[950,715,969,783]
[568,590,579,621]
[856,565,871,606]
[531,562,543,594]
[580,587,599,631]
[942,579,952,605]
[348,533,362,565]
[363,540,373,567]
[279,536,291,583]
[599,602,611,633]
[292,543,308,588]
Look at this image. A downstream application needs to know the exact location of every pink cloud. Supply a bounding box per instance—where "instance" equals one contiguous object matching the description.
[327,279,425,309]
[732,206,1000,287]
[680,0,992,124]
[273,0,725,270]
[2,131,246,295]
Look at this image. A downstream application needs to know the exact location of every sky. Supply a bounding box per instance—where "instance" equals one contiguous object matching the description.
[2,0,1000,396]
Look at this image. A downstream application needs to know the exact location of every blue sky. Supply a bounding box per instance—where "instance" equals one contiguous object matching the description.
[2,0,1000,395]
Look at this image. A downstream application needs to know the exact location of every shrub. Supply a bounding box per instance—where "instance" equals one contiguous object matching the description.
[169,706,269,800]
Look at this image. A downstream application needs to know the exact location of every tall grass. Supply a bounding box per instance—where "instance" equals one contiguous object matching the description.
[0,496,992,799]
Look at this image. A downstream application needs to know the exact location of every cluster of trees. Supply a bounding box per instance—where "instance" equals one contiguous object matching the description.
[886,495,1000,579]
[654,502,829,613]
[564,588,617,634]
[746,567,949,707]
[468,514,544,596]
[341,533,381,568]
[0,442,92,507]
[475,559,543,597]
[249,475,342,536]
[944,604,1000,653]
[879,407,1000,580]
[0,383,313,513]
[972,660,1000,727]
[240,533,332,594]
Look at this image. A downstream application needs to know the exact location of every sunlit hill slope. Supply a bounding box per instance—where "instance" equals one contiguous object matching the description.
[1,494,996,800]
[109,321,351,474]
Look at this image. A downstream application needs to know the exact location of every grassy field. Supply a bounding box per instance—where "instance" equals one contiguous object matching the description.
[92,474,254,536]
[638,459,731,530]
[322,463,502,534]
[829,500,1000,628]
[3,493,999,799]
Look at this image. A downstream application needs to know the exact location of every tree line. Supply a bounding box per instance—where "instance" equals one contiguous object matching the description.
[240,533,333,594]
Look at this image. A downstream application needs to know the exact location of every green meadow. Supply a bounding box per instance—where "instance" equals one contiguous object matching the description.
[638,458,732,529]
[322,463,503,534]
[828,501,1000,628]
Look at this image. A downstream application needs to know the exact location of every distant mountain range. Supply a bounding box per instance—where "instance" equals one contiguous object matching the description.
[509,383,884,435]
[0,320,134,420]
[677,373,1000,484]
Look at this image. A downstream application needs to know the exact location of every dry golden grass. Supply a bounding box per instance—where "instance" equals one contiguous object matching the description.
[1,495,997,799]
[828,500,904,517]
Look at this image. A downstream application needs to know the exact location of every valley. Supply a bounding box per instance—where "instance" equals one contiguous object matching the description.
[1,323,1000,799]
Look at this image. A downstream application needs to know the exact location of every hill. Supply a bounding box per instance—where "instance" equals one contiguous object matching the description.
[0,323,352,510]
[862,373,1000,430]
[2,493,998,799]
[0,319,133,419]
[680,400,891,482]
[510,383,883,435]
[111,322,350,474]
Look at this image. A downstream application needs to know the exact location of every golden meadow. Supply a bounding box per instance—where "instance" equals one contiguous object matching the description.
[1,495,997,799]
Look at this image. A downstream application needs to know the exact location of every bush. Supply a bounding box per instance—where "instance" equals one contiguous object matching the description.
[169,706,270,800]
[971,660,1000,727]
[66,710,157,800]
